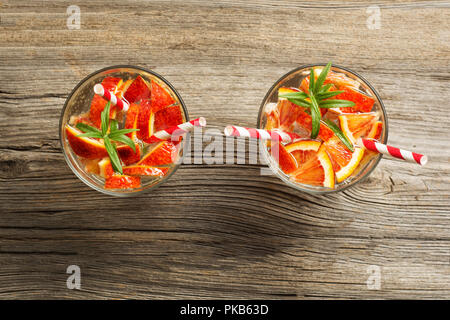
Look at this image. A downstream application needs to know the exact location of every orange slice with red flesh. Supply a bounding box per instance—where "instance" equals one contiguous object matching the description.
[138,141,179,166]
[277,87,306,130]
[323,137,364,182]
[358,121,384,164]
[338,113,378,143]
[124,103,140,140]
[98,158,114,179]
[117,143,141,166]
[285,140,321,166]
[296,110,335,142]
[136,98,153,140]
[151,80,176,113]
[89,95,117,128]
[300,70,359,93]
[101,77,122,92]
[265,111,279,130]
[104,175,141,189]
[123,76,151,103]
[271,142,297,174]
[65,125,108,159]
[277,100,303,131]
[153,105,183,132]
[114,79,133,99]
[123,165,169,177]
[367,121,383,140]
[291,145,335,188]
[332,87,375,113]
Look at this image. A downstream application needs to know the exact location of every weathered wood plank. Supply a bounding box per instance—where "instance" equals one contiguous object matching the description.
[0,0,449,299]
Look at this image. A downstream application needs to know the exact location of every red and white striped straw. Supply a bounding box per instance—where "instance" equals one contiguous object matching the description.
[357,138,428,166]
[224,125,300,143]
[145,117,207,143]
[93,83,130,112]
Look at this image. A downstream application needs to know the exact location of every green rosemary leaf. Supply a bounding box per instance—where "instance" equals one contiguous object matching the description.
[323,119,354,152]
[278,91,308,100]
[108,128,139,137]
[103,136,122,174]
[76,132,104,139]
[109,119,119,132]
[109,134,136,152]
[309,68,315,93]
[76,123,101,134]
[286,98,311,109]
[319,99,356,108]
[314,62,332,94]
[101,102,111,136]
[309,93,321,139]
[318,83,334,94]
[316,90,344,100]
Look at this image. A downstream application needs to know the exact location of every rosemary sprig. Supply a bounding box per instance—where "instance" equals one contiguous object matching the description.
[278,62,356,147]
[323,119,354,152]
[75,102,139,174]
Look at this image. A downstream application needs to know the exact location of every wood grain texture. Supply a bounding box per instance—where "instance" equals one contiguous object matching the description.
[0,0,449,299]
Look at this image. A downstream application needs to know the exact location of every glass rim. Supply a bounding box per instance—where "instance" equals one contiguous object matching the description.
[256,63,389,194]
[59,65,189,197]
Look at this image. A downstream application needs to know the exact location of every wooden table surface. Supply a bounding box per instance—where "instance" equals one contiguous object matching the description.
[0,0,449,299]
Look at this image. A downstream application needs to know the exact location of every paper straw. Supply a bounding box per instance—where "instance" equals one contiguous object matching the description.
[224,125,300,143]
[145,117,207,143]
[357,138,428,166]
[94,83,130,112]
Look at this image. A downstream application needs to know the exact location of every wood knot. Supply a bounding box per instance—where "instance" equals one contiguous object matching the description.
[0,158,29,178]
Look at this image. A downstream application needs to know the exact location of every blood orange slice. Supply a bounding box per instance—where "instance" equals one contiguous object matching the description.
[323,137,364,182]
[366,121,383,140]
[265,111,279,130]
[291,145,335,188]
[296,110,335,141]
[277,87,305,130]
[333,87,375,113]
[300,70,359,93]
[124,103,140,140]
[65,125,108,159]
[123,76,151,103]
[117,143,141,166]
[151,80,176,113]
[153,105,183,132]
[98,158,114,179]
[89,94,116,128]
[285,140,321,166]
[104,175,141,189]
[271,142,297,174]
[101,77,122,92]
[137,98,153,140]
[338,113,378,143]
[114,79,133,99]
[138,141,179,166]
[358,121,384,165]
[123,165,169,177]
